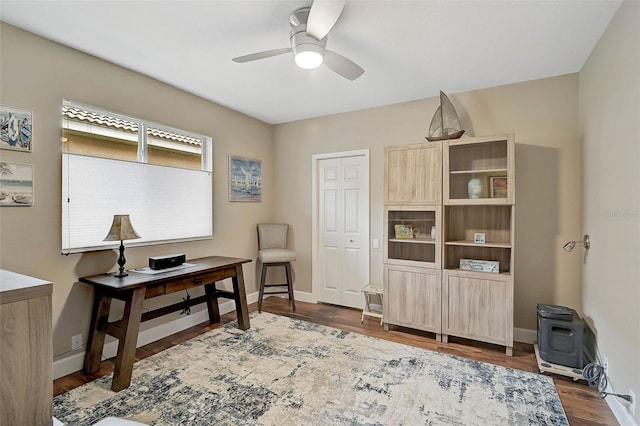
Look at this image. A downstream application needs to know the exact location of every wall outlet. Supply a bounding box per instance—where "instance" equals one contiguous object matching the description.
[71,334,82,351]
[629,390,636,416]
[602,356,609,374]
[372,238,379,249]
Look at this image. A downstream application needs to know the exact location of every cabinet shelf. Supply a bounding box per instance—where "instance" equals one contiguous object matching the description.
[445,240,511,249]
[446,268,512,277]
[390,237,436,244]
[446,198,511,206]
[449,168,508,175]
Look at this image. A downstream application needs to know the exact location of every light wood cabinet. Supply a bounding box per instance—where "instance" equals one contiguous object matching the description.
[0,270,53,426]
[383,145,443,338]
[442,270,513,355]
[383,134,515,355]
[442,135,515,355]
[384,143,441,205]
[384,265,441,339]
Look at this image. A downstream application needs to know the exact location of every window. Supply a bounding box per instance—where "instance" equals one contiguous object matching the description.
[62,101,213,253]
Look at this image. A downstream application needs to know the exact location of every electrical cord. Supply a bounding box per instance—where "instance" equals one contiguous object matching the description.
[181,289,191,315]
[583,362,633,402]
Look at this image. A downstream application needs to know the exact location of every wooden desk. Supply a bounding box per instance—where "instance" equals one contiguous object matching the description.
[81,256,251,392]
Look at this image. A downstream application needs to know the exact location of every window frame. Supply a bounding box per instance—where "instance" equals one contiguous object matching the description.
[61,100,214,254]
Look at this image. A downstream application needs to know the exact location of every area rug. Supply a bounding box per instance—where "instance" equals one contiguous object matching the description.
[53,312,568,425]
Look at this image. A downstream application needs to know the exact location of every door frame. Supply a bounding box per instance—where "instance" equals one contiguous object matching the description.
[311,149,370,304]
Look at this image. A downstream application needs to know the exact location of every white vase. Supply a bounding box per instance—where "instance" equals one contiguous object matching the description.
[468,178,482,199]
[430,225,436,240]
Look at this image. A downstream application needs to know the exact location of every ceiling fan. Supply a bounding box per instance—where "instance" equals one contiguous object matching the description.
[232,0,364,81]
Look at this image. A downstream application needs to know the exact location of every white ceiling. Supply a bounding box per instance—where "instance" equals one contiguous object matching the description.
[0,0,621,124]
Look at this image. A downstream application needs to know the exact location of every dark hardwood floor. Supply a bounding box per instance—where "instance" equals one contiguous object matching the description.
[54,298,618,425]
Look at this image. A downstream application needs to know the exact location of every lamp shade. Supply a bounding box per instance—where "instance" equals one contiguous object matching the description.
[104,214,141,242]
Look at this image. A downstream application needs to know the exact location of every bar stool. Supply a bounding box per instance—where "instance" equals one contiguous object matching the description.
[257,223,296,312]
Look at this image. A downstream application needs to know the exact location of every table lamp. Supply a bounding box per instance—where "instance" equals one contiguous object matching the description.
[104,214,141,277]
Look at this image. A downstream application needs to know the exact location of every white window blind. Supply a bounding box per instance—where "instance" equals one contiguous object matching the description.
[62,154,213,253]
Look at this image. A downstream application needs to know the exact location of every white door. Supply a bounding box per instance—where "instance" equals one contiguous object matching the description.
[316,153,369,308]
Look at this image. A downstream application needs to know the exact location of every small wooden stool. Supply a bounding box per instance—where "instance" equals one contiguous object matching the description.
[361,284,383,325]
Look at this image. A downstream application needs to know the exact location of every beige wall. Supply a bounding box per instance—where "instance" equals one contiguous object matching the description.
[274,73,582,331]
[0,23,276,360]
[580,0,639,422]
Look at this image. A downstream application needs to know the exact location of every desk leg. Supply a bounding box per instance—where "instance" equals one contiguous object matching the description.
[83,289,112,374]
[204,283,220,324]
[111,287,145,392]
[232,265,250,330]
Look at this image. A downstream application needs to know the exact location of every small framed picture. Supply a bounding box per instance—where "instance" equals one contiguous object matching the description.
[490,176,508,198]
[1,105,33,152]
[394,224,414,239]
[0,162,34,206]
[228,155,262,202]
[473,232,486,244]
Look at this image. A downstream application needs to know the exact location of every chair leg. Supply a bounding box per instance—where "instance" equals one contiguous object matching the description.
[258,263,268,313]
[285,262,295,312]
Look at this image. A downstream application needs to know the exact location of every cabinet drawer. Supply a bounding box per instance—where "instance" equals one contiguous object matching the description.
[145,269,235,298]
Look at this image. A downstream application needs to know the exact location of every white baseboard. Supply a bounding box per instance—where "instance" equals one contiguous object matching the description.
[604,382,639,426]
[292,290,315,303]
[53,291,261,379]
[514,327,537,344]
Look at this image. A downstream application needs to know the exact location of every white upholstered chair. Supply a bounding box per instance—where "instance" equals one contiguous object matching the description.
[257,223,296,312]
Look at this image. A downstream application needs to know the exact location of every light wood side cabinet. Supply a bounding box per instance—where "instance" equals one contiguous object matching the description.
[0,270,53,426]
[384,142,441,205]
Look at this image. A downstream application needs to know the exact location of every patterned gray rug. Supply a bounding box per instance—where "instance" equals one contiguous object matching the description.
[54,312,568,425]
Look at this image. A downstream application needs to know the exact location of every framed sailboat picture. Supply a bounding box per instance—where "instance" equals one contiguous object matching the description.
[229,155,262,202]
[1,105,33,152]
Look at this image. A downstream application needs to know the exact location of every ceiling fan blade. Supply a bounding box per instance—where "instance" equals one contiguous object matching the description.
[324,50,364,81]
[232,48,292,63]
[307,0,346,41]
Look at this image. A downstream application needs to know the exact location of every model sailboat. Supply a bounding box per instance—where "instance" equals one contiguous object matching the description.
[425,91,465,142]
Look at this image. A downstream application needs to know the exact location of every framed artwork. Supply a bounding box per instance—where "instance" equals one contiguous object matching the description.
[0,162,33,206]
[229,155,262,202]
[1,105,33,152]
[473,232,486,244]
[490,176,508,198]
[394,224,414,239]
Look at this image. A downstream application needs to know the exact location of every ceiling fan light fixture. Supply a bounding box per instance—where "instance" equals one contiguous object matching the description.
[294,44,324,69]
